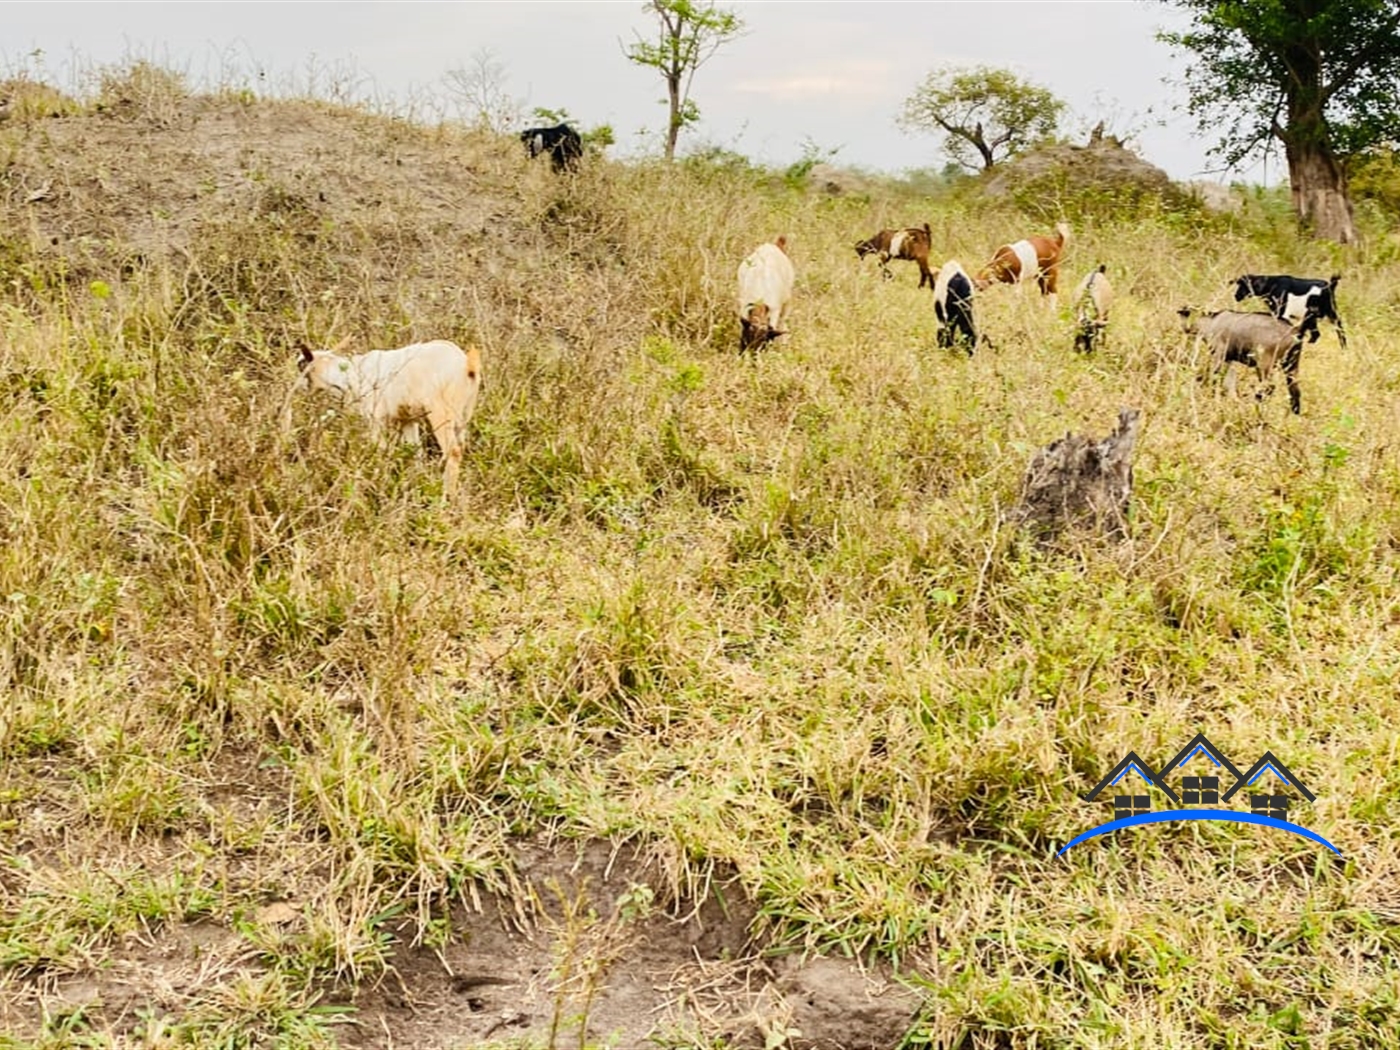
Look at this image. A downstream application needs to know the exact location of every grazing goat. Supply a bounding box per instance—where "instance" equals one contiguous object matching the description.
[975,221,1072,302]
[1073,265,1114,353]
[1177,307,1314,415]
[288,338,483,498]
[520,123,583,173]
[933,259,978,354]
[1232,273,1346,349]
[737,235,795,352]
[854,223,935,289]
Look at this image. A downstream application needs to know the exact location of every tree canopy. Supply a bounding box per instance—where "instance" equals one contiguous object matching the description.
[899,66,1066,173]
[1158,0,1400,243]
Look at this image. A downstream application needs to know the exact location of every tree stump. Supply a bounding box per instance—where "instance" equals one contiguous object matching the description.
[1013,408,1141,541]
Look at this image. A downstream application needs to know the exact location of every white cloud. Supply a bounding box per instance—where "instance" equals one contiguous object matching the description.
[732,60,899,104]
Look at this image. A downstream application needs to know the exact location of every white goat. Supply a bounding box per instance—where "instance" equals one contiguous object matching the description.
[287,338,483,497]
[737,235,795,352]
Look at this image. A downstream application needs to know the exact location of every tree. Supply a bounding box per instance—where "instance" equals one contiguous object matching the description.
[444,48,521,133]
[898,66,1066,173]
[625,0,745,162]
[1158,0,1400,245]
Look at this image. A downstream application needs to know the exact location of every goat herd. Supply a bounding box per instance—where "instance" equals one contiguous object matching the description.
[283,137,1350,502]
[740,219,1348,419]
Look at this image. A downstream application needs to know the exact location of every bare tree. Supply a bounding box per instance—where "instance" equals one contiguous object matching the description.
[444,48,522,134]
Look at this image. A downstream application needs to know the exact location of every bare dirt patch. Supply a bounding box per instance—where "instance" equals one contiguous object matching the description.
[339,837,922,1049]
[4,837,922,1049]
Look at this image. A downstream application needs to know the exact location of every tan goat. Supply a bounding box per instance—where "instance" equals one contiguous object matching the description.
[287,338,483,498]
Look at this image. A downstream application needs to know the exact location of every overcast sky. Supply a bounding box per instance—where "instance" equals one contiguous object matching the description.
[4,2,1280,185]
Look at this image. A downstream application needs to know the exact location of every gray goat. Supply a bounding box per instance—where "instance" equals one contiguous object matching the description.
[1177,306,1316,415]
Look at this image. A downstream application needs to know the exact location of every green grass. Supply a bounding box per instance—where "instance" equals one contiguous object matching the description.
[2,60,1400,1047]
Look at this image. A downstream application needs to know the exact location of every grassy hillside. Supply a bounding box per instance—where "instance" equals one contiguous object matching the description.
[3,64,1400,1048]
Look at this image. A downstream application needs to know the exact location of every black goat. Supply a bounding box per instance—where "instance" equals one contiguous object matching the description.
[520,123,583,173]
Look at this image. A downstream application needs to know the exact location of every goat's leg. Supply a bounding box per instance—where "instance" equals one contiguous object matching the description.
[1333,314,1348,350]
[1281,343,1303,414]
[428,408,463,499]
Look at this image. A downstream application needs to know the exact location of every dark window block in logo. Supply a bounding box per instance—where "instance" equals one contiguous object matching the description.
[1251,794,1290,821]
[1113,795,1151,820]
[1182,775,1220,805]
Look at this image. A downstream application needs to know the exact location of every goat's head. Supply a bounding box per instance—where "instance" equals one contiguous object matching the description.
[854,237,878,259]
[740,303,776,352]
[293,339,356,396]
[1176,306,1199,334]
[1231,276,1259,303]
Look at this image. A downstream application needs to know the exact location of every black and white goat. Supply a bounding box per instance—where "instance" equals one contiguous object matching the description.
[520,123,583,173]
[933,260,978,354]
[1232,273,1346,349]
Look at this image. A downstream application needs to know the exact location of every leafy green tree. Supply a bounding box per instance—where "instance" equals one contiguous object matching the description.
[1158,0,1400,245]
[898,66,1066,173]
[625,0,745,162]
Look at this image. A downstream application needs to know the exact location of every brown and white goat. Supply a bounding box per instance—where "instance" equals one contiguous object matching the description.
[1177,307,1312,415]
[854,223,934,289]
[738,235,795,351]
[975,221,1072,302]
[286,338,483,498]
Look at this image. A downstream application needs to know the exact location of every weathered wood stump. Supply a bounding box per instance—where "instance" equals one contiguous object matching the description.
[1014,408,1141,541]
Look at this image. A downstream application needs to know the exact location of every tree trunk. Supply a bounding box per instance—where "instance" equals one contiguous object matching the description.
[1285,136,1356,244]
[1280,31,1357,245]
[975,137,994,171]
[665,72,681,161]
[1013,408,1141,543]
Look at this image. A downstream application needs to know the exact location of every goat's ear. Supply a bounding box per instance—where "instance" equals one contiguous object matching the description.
[298,345,315,370]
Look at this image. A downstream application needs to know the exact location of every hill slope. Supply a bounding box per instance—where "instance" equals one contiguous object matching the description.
[3,69,1400,1048]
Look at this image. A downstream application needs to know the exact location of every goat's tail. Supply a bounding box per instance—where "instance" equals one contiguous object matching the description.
[774,234,789,254]
[1329,273,1342,288]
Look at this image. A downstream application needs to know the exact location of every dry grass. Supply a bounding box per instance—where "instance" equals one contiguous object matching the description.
[2,62,1400,1048]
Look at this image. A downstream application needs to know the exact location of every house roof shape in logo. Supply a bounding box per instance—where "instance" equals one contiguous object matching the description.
[1221,750,1316,804]
[1080,750,1161,803]
[1156,731,1244,794]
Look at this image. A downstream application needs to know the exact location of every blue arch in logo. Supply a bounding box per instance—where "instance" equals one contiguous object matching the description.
[1057,809,1343,857]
